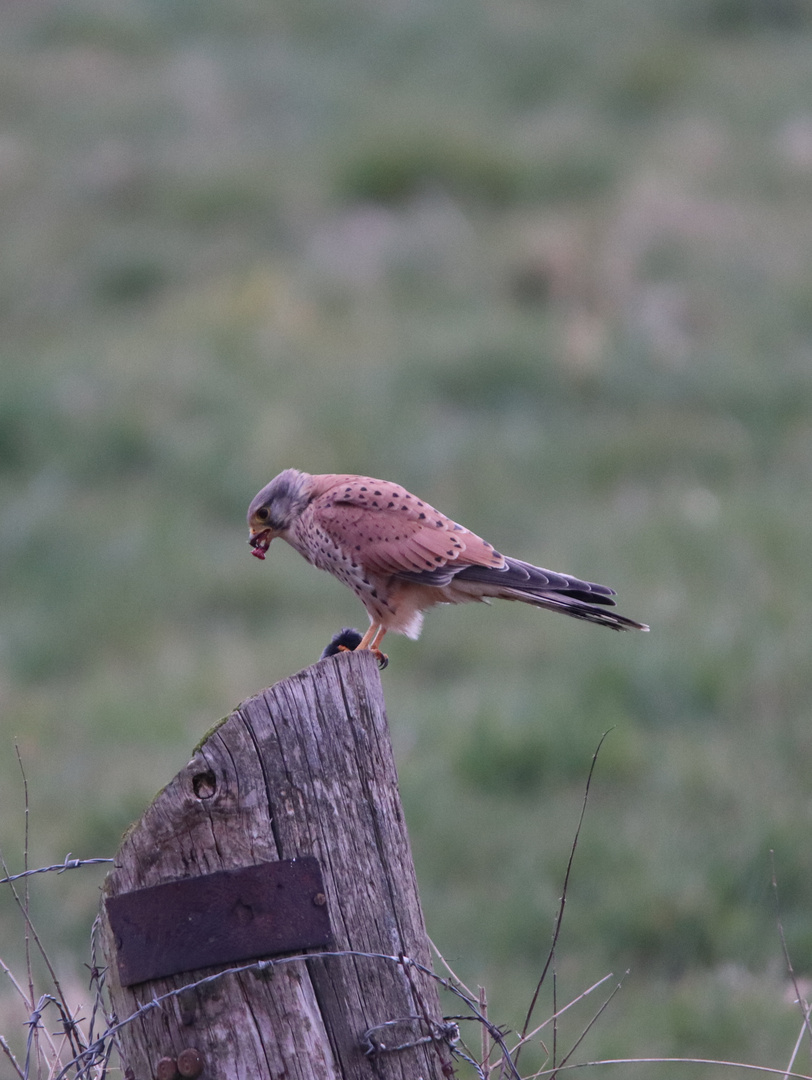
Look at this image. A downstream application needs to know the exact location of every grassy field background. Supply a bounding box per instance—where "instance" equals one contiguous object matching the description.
[3,0,812,1074]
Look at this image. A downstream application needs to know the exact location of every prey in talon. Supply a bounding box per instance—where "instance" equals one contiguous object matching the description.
[322,627,387,669]
[247,468,648,665]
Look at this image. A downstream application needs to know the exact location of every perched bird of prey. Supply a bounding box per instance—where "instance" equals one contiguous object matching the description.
[248,469,648,664]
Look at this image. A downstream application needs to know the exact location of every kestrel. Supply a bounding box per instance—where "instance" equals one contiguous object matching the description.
[247,469,648,663]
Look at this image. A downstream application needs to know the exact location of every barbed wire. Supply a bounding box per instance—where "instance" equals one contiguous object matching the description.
[50,947,524,1080]
[0,855,115,885]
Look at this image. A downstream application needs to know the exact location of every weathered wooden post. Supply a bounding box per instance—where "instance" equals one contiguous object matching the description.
[98,650,449,1080]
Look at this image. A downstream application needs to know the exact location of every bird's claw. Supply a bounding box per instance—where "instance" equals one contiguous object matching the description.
[370,647,389,670]
[335,643,389,669]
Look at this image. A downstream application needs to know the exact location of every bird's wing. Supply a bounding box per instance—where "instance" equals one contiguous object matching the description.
[310,475,505,578]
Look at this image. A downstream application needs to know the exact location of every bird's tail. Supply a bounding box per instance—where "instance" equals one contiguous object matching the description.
[455,557,649,632]
[499,588,649,631]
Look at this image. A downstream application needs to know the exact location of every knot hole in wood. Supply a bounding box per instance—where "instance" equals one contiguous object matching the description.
[192,769,217,799]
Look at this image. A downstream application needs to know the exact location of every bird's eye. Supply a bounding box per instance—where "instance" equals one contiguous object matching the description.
[256,506,270,522]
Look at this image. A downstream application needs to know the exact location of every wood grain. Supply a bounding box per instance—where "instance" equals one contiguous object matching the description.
[99,650,447,1080]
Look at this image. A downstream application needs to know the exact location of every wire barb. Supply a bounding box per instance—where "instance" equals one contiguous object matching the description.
[361,1016,460,1057]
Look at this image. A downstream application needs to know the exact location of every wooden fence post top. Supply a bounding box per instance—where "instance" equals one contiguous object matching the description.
[99,650,449,1080]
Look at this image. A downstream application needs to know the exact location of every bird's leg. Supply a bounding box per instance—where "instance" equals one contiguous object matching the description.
[368,626,389,669]
[338,622,389,669]
[355,623,381,651]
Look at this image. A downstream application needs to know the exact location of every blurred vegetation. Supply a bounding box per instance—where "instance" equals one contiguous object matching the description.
[2,0,812,1074]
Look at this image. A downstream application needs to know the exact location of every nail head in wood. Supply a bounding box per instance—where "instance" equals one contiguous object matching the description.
[177,1047,205,1078]
[155,1057,179,1080]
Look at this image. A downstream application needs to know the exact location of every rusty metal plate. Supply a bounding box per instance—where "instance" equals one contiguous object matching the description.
[106,857,332,987]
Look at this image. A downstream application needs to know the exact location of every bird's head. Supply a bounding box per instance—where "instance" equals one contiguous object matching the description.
[247,468,312,560]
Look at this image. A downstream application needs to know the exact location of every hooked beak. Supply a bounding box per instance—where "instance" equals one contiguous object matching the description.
[248,527,273,560]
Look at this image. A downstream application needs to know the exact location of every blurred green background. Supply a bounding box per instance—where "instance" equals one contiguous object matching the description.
[2,0,812,1075]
